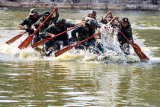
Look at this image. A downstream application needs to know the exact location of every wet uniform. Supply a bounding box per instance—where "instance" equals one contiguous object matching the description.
[117,23,133,55]
[71,24,96,49]
[33,11,59,44]
[43,19,75,56]
[19,15,41,35]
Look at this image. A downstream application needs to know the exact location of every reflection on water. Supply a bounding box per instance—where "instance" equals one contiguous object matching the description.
[0,8,160,106]
[0,61,160,106]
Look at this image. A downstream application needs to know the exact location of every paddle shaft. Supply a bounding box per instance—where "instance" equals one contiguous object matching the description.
[28,8,57,39]
[55,33,98,57]
[72,33,98,47]
[119,31,149,61]
[104,17,149,61]
[118,31,133,45]
[18,7,57,49]
[31,23,82,48]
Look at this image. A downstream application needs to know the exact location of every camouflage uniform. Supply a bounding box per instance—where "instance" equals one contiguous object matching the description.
[71,19,99,50]
[19,9,41,35]
[43,18,75,56]
[117,18,133,55]
[33,11,59,44]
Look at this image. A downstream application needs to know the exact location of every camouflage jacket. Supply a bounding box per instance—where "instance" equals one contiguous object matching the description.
[117,25,133,44]
[71,24,95,41]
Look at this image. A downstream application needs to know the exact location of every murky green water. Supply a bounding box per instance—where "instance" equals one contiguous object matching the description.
[0,7,160,107]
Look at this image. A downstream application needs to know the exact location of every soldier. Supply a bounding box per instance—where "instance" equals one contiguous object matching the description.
[42,18,75,56]
[71,19,99,50]
[117,18,133,55]
[33,10,59,44]
[82,10,97,22]
[19,8,41,35]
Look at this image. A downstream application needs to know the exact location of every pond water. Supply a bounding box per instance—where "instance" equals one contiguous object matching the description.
[0,7,160,107]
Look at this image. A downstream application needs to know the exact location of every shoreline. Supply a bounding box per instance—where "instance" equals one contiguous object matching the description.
[0,1,160,11]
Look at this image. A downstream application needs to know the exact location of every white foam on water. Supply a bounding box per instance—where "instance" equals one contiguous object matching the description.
[147,57,160,64]
[55,49,85,61]
[0,30,42,61]
[98,23,141,63]
[0,23,154,64]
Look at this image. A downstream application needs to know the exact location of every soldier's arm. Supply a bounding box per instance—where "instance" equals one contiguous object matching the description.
[66,22,75,27]
[34,21,41,29]
[42,24,55,38]
[19,19,28,30]
[103,11,112,19]
[52,10,59,23]
[71,26,82,41]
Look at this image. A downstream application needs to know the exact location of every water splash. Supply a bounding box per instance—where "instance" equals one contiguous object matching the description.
[0,24,153,63]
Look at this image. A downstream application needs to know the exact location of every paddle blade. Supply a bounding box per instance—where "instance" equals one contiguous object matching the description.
[31,37,51,48]
[132,43,149,61]
[18,36,33,49]
[6,32,26,45]
[55,46,74,57]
